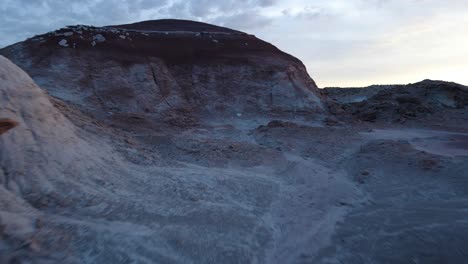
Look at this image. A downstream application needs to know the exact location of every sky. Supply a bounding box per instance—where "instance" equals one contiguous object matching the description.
[1,0,467,87]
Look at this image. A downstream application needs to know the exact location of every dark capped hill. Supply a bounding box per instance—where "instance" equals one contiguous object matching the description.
[107,19,243,33]
[0,19,323,126]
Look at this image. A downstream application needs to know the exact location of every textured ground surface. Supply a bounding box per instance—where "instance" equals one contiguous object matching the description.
[1,20,468,264]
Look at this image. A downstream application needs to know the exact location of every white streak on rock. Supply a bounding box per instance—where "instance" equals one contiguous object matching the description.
[58,39,68,47]
[93,34,106,43]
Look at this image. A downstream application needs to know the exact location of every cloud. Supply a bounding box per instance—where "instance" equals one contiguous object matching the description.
[160,0,278,30]
[281,6,324,20]
[213,11,274,30]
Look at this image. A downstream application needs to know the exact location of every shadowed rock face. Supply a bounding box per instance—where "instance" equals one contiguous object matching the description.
[0,19,323,127]
[0,119,17,135]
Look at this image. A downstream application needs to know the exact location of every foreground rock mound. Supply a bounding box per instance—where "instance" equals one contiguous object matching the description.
[1,19,323,126]
[0,55,118,262]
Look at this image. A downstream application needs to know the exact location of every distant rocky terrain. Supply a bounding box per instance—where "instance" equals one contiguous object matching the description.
[324,80,467,124]
[0,20,467,264]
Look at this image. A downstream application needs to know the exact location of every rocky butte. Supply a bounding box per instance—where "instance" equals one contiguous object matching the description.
[0,19,467,263]
[1,19,324,127]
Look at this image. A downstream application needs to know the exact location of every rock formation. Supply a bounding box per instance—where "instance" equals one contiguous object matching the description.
[1,19,324,129]
[324,79,468,123]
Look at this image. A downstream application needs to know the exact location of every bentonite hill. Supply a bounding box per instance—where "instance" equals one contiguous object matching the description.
[0,19,467,264]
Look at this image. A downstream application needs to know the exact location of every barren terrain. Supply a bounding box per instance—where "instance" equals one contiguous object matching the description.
[0,20,467,263]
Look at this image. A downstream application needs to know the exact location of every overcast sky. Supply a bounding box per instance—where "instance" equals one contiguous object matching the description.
[1,0,467,87]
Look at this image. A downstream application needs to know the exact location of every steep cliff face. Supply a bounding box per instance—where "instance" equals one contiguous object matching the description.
[0,19,323,125]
